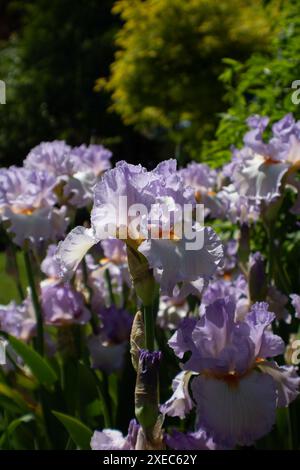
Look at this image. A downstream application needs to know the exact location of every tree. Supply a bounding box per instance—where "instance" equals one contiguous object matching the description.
[0,0,123,165]
[99,0,279,162]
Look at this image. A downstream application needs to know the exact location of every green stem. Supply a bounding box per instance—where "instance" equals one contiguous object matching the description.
[82,258,99,334]
[264,223,275,282]
[144,303,155,351]
[92,370,112,428]
[23,250,44,356]
[105,268,116,306]
[8,245,25,300]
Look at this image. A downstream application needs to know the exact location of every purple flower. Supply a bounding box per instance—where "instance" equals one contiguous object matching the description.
[101,238,127,264]
[0,166,68,247]
[138,349,162,379]
[178,163,221,217]
[41,244,62,278]
[0,300,35,341]
[87,336,127,373]
[139,225,223,297]
[166,297,299,447]
[87,306,132,373]
[99,306,132,344]
[166,429,218,450]
[157,293,188,330]
[24,141,73,176]
[99,239,130,288]
[179,162,217,193]
[267,286,290,323]
[216,184,261,225]
[232,152,288,202]
[168,317,198,360]
[243,115,270,156]
[24,142,112,208]
[290,294,300,319]
[201,275,249,320]
[71,144,112,176]
[57,160,223,297]
[40,280,90,326]
[229,114,300,206]
[91,429,128,450]
[91,420,140,450]
[160,371,195,419]
[216,239,238,276]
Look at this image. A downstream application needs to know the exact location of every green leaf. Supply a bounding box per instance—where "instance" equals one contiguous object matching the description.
[8,335,57,387]
[52,411,93,450]
[0,382,30,412]
[6,414,35,437]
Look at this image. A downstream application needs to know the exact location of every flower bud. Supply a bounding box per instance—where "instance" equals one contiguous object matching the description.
[249,252,267,302]
[130,311,145,371]
[126,245,157,306]
[238,223,250,266]
[135,349,161,436]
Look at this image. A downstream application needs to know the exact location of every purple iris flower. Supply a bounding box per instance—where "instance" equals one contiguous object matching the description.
[70,144,112,175]
[290,294,300,319]
[57,160,223,297]
[230,114,300,205]
[24,141,73,176]
[98,306,133,344]
[40,280,90,326]
[91,419,140,450]
[165,297,300,447]
[88,306,132,374]
[41,244,62,279]
[24,141,112,208]
[178,162,224,218]
[165,429,219,450]
[0,300,35,341]
[0,166,68,247]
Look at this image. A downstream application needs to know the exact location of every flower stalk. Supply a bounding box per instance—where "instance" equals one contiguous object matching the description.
[23,249,44,356]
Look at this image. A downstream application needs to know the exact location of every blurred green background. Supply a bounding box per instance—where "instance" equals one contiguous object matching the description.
[1,0,294,169]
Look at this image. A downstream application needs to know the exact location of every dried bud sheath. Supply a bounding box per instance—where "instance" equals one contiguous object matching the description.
[135,349,161,438]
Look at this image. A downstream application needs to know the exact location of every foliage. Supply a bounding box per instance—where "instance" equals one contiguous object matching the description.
[0,0,120,166]
[99,0,280,162]
[202,0,300,166]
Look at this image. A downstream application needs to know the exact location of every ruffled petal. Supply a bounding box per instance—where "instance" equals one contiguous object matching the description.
[166,428,217,450]
[191,371,277,447]
[290,294,300,319]
[160,371,195,419]
[233,152,289,202]
[168,317,197,359]
[258,361,300,407]
[2,206,68,247]
[56,226,97,277]
[246,302,284,358]
[139,226,223,296]
[91,429,126,450]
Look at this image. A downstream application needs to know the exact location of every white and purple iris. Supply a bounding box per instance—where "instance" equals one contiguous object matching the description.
[57,160,223,297]
[230,114,300,209]
[163,297,300,447]
[0,166,68,247]
[24,140,112,207]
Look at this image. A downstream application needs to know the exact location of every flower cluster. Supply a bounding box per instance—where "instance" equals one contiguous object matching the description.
[0,116,299,451]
